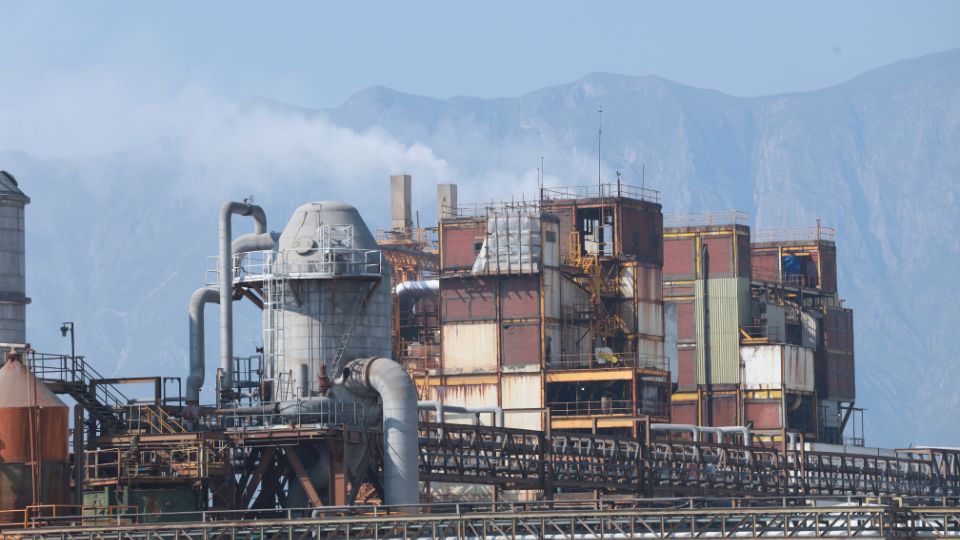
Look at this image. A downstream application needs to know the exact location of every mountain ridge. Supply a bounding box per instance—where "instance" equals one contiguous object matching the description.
[4,48,958,447]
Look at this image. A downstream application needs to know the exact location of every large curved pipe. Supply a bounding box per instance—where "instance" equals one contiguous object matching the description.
[187,287,219,405]
[417,400,505,427]
[717,426,753,446]
[343,357,419,511]
[651,423,702,443]
[395,279,439,298]
[232,231,278,255]
[219,201,267,392]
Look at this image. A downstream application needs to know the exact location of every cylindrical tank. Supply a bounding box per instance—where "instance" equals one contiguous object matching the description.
[0,355,70,521]
[0,171,29,345]
[265,202,392,401]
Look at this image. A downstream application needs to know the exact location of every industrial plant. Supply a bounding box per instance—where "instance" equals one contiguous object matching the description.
[0,168,957,538]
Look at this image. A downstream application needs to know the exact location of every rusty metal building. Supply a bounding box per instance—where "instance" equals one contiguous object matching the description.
[397,182,671,436]
[663,214,857,446]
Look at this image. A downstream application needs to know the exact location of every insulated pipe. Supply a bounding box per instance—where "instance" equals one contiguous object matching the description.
[219,201,267,392]
[444,405,505,427]
[343,357,419,510]
[394,279,440,298]
[232,231,278,256]
[651,423,702,443]
[697,426,723,444]
[417,400,445,423]
[187,287,219,405]
[717,426,753,446]
[786,431,800,451]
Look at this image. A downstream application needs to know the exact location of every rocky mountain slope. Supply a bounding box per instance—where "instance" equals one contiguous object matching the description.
[4,48,958,447]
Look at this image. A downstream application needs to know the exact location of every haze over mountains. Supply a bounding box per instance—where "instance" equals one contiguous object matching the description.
[3,48,958,447]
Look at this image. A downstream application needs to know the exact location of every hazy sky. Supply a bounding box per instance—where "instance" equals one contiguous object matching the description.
[5,1,959,104]
[2,1,958,158]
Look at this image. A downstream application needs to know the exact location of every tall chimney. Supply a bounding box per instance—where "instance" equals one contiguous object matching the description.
[436,183,458,224]
[391,174,412,231]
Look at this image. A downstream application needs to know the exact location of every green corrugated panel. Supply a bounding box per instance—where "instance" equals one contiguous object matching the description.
[695,277,751,385]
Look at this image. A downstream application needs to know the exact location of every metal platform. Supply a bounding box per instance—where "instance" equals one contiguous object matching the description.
[6,501,960,539]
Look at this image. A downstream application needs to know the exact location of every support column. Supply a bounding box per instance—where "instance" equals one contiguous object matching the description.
[73,404,84,506]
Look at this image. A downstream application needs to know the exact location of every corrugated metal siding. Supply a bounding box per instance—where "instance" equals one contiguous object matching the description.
[664,302,678,382]
[741,344,814,392]
[544,323,561,366]
[501,322,540,366]
[442,278,497,322]
[542,220,560,267]
[502,373,544,430]
[434,381,499,426]
[695,277,751,385]
[500,275,540,319]
[442,323,498,371]
[543,268,562,320]
[663,237,695,278]
[637,300,663,337]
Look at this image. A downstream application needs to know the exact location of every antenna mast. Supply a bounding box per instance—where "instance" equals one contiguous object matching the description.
[597,105,603,190]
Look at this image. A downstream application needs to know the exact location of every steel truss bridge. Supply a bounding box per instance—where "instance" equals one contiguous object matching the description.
[6,500,960,539]
[420,423,960,500]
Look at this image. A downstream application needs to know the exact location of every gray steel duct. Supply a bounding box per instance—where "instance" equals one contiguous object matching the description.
[187,287,219,405]
[219,201,267,391]
[717,426,753,446]
[343,357,419,510]
[232,231,278,256]
[417,400,504,427]
[395,279,439,298]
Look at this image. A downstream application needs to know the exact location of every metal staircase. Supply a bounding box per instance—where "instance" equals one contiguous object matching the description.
[26,352,186,436]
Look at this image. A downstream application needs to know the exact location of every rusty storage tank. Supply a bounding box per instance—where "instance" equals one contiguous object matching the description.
[0,355,70,522]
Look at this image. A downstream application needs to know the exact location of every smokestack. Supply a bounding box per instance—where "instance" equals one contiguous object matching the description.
[437,183,458,224]
[390,174,412,231]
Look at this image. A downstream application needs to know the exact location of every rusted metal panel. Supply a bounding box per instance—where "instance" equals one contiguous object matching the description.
[623,262,662,302]
[736,233,752,278]
[671,400,697,425]
[0,462,70,521]
[676,301,695,342]
[542,268,561,320]
[695,278,751,385]
[637,337,665,368]
[544,323,561,366]
[500,275,540,320]
[745,400,782,430]
[637,300,663,338]
[441,277,496,322]
[703,236,733,275]
[434,382,500,426]
[824,307,854,353]
[501,322,541,366]
[707,395,737,426]
[442,323,498,371]
[741,344,815,392]
[545,204,576,260]
[751,251,780,282]
[677,348,696,386]
[502,373,544,430]
[618,202,663,264]
[826,352,856,400]
[441,222,486,270]
[663,237,695,278]
[819,245,837,292]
